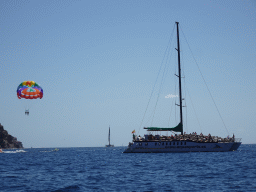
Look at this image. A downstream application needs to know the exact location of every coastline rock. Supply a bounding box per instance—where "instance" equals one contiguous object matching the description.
[0,123,23,149]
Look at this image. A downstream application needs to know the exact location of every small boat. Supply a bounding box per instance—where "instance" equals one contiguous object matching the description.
[124,22,242,153]
[105,126,114,147]
[0,149,26,153]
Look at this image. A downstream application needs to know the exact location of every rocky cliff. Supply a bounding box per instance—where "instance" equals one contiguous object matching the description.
[0,123,23,149]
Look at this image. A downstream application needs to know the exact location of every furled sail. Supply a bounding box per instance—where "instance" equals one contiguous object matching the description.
[144,123,182,132]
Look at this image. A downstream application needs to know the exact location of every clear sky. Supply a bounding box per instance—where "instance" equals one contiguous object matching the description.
[0,0,255,148]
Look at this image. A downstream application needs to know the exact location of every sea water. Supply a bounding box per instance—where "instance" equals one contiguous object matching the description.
[0,144,256,191]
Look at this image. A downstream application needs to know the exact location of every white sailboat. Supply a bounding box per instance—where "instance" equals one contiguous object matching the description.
[106,126,114,147]
[124,22,242,153]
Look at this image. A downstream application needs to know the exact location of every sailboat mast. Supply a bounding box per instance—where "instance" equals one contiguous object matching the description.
[176,22,183,135]
[109,126,110,145]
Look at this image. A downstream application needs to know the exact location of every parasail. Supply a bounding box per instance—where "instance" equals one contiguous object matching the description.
[17,81,43,99]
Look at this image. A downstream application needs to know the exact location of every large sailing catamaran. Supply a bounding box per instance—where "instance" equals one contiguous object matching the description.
[124,22,241,153]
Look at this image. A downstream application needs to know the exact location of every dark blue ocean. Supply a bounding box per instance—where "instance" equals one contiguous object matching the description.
[1,144,256,192]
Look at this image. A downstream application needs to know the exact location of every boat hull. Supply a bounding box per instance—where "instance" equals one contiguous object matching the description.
[105,145,114,147]
[123,141,241,153]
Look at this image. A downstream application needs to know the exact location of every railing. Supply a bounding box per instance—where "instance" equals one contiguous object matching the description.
[234,138,242,142]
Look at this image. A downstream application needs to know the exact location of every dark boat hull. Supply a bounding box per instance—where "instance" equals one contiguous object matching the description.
[123,141,242,153]
[105,145,114,147]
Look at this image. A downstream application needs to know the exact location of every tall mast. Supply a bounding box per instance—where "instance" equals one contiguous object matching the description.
[109,126,110,145]
[176,22,183,135]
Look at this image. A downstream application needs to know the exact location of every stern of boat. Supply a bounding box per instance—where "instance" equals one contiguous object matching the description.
[229,138,242,151]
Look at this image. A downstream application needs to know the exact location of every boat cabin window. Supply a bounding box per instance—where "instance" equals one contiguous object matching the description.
[155,142,157,146]
[177,142,179,145]
[158,143,161,146]
[162,142,164,146]
[185,142,186,145]
[166,142,168,145]
[145,143,148,146]
[139,142,142,146]
[181,142,182,145]
[173,142,175,145]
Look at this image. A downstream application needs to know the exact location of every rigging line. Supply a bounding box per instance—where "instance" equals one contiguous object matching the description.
[183,80,188,133]
[185,89,188,133]
[180,37,187,132]
[173,49,178,125]
[138,23,176,134]
[150,59,169,126]
[145,106,156,125]
[186,98,188,133]
[175,51,179,125]
[151,35,175,126]
[184,80,203,133]
[167,40,177,127]
[175,93,177,124]
[180,26,229,135]
[169,38,184,128]
[142,45,170,129]
[168,96,175,126]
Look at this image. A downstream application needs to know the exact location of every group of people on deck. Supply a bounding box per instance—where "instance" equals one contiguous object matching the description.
[133,132,235,143]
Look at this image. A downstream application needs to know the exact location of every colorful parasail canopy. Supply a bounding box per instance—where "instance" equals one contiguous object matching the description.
[17,81,43,99]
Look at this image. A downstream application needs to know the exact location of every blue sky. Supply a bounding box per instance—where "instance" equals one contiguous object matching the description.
[0,0,255,147]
